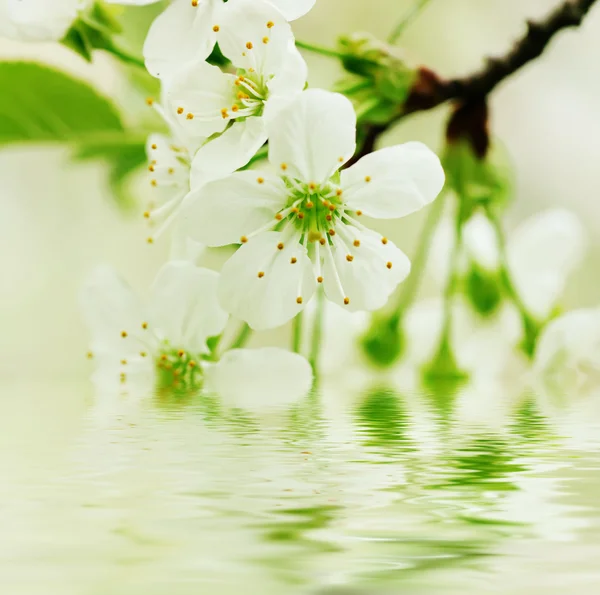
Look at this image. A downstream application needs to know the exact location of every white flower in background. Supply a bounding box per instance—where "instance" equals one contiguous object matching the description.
[402,208,587,377]
[143,132,193,244]
[431,209,587,321]
[143,0,315,79]
[183,89,444,330]
[81,262,312,404]
[164,0,307,181]
[534,308,600,399]
[0,0,160,42]
[0,0,87,41]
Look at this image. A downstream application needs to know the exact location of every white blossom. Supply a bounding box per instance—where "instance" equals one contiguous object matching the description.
[81,262,312,405]
[143,0,315,79]
[183,89,445,330]
[0,0,88,41]
[0,0,160,42]
[534,308,600,399]
[164,0,307,181]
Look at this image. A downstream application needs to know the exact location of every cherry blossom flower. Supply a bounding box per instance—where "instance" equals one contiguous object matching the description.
[0,0,88,41]
[164,0,307,181]
[0,0,160,42]
[81,262,312,403]
[144,0,315,79]
[183,89,445,330]
[534,308,600,399]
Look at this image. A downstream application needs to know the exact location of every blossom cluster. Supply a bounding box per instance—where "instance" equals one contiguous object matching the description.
[1,0,444,402]
[3,0,591,405]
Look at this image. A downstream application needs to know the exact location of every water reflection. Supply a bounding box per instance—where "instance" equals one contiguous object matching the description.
[1,380,600,593]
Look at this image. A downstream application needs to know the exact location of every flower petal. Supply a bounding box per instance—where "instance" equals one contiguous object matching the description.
[218,231,316,330]
[462,212,500,271]
[267,89,356,184]
[341,142,445,218]
[6,0,81,40]
[143,0,218,79]
[80,265,149,352]
[190,118,268,189]
[267,0,316,20]
[204,347,313,408]
[164,60,234,140]
[149,262,228,354]
[322,227,410,311]
[507,209,587,319]
[534,308,600,395]
[217,0,295,75]
[182,171,286,246]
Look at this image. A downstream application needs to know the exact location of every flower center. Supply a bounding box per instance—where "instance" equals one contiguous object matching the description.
[226,71,269,120]
[155,347,202,393]
[278,178,346,242]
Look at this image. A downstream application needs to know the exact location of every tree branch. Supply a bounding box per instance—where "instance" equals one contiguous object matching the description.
[355,0,599,157]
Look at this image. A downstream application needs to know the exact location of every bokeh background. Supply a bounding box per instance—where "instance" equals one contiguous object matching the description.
[2,0,600,385]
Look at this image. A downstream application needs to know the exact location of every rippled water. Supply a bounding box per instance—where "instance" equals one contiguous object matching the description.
[2,379,600,594]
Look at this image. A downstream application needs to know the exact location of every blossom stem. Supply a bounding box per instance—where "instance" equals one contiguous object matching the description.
[295,40,346,60]
[292,312,304,354]
[309,289,325,377]
[104,44,146,70]
[388,193,447,327]
[388,0,434,44]
[229,322,253,350]
[486,210,541,357]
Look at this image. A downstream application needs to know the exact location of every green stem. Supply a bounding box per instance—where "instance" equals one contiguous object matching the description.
[388,0,435,44]
[229,323,253,350]
[309,289,325,377]
[388,193,447,327]
[104,44,146,69]
[296,40,346,60]
[439,212,463,345]
[292,311,304,354]
[486,210,540,357]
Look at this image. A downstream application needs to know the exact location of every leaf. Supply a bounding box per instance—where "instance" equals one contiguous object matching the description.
[0,62,147,208]
[0,61,124,145]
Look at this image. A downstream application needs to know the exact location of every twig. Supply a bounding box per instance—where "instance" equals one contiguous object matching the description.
[357,0,599,156]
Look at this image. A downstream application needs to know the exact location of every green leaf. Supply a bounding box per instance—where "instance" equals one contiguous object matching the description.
[0,61,123,145]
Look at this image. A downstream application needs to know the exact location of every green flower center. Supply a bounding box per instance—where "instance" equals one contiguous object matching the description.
[228,70,270,120]
[155,347,203,393]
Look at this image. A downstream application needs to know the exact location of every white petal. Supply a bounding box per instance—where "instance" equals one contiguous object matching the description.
[164,60,234,140]
[322,227,410,311]
[218,231,317,330]
[146,133,189,188]
[6,0,82,40]
[143,0,218,79]
[267,0,316,20]
[341,142,445,218]
[462,212,500,271]
[265,44,308,98]
[217,0,294,74]
[267,89,356,184]
[149,262,228,354]
[402,298,445,365]
[90,353,154,400]
[190,118,268,189]
[534,308,600,394]
[204,348,313,408]
[507,209,587,319]
[80,265,149,352]
[182,170,286,246]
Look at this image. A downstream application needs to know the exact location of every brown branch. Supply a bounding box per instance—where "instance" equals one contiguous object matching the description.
[355,0,599,159]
